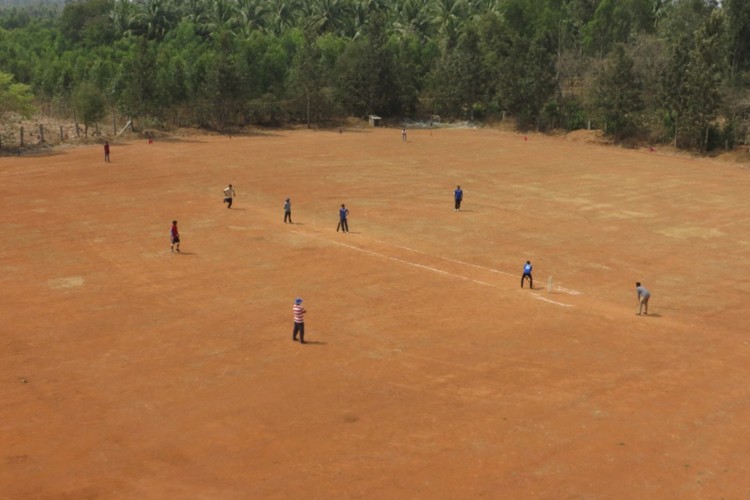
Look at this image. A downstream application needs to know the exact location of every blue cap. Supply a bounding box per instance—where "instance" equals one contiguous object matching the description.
[295,298,302,304]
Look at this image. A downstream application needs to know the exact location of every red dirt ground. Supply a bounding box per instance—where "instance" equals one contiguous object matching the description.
[2,127,750,498]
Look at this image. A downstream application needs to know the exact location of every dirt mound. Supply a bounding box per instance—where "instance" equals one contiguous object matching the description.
[714,146,750,165]
[564,129,609,144]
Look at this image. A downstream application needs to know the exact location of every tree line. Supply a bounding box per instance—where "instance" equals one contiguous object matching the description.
[1,0,750,151]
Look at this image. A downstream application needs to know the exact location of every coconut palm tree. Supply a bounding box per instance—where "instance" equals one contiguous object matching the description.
[235,0,271,34]
[341,1,368,39]
[267,0,300,36]
[392,0,438,41]
[435,0,469,46]
[309,0,354,35]
[206,0,238,34]
[135,0,178,40]
[179,0,210,28]
[468,0,499,18]
[111,0,139,37]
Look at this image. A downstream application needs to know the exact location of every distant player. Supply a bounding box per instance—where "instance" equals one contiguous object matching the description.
[293,297,306,343]
[170,220,180,253]
[104,141,110,163]
[454,185,463,212]
[337,204,349,233]
[636,282,651,315]
[521,260,533,289]
[223,184,236,209]
[401,128,407,142]
[284,198,292,223]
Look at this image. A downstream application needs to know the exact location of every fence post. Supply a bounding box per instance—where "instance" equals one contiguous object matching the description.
[60,126,64,142]
[20,127,24,147]
[39,124,45,143]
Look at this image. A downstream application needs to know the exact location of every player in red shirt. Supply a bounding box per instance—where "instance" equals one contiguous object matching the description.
[170,220,180,253]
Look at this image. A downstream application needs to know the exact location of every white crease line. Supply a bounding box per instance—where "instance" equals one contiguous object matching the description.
[392,241,581,297]
[374,238,518,278]
[533,295,573,307]
[292,231,573,307]
[294,230,498,286]
[471,279,498,287]
[331,239,499,287]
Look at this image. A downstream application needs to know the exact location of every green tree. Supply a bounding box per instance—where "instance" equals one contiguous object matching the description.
[207,31,243,129]
[334,11,405,117]
[659,4,726,150]
[111,0,139,37]
[235,0,270,34]
[132,0,178,41]
[0,0,743,147]
[155,20,205,124]
[723,0,750,83]
[392,0,437,42]
[435,0,468,49]
[430,20,485,118]
[60,0,115,46]
[679,10,727,150]
[590,44,643,140]
[0,70,35,119]
[308,0,353,35]
[287,29,322,125]
[206,0,238,34]
[266,0,299,35]
[495,0,559,129]
[73,81,106,136]
[389,32,432,117]
[119,37,158,122]
[581,0,655,57]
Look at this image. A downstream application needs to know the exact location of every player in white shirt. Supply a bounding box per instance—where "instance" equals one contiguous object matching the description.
[223,184,236,208]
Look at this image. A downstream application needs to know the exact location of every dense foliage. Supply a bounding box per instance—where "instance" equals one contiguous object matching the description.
[1,0,749,150]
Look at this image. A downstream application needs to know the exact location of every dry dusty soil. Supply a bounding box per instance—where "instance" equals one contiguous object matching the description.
[2,127,750,498]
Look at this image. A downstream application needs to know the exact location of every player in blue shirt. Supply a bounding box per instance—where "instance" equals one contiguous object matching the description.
[337,204,349,233]
[521,260,533,289]
[454,185,463,212]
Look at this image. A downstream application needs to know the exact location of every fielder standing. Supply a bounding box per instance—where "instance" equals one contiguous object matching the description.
[454,185,463,212]
[284,198,292,223]
[337,204,349,233]
[170,220,180,253]
[293,297,306,343]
